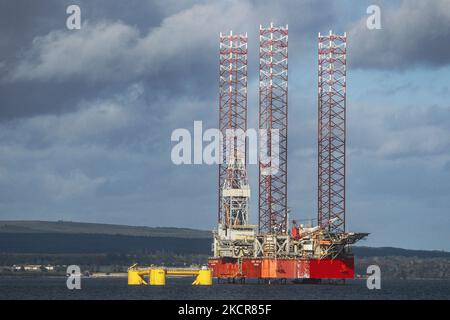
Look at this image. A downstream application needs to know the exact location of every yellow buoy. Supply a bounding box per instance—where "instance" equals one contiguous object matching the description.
[128,269,145,285]
[192,269,212,285]
[150,268,166,285]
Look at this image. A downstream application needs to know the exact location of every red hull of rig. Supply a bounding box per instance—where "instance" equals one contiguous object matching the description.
[208,257,354,280]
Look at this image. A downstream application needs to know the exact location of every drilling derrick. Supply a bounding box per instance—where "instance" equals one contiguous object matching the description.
[258,23,289,235]
[217,31,248,226]
[213,31,256,260]
[222,154,250,227]
[317,31,347,234]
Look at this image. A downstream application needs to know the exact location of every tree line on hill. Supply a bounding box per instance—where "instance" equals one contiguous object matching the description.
[0,232,448,279]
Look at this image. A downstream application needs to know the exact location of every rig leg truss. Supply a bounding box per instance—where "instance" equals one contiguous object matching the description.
[258,23,289,235]
[317,31,347,233]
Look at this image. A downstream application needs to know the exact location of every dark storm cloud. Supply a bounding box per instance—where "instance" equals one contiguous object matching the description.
[0,0,65,61]
[0,0,169,62]
[348,0,450,69]
[0,0,207,121]
[0,0,162,121]
[1,0,338,121]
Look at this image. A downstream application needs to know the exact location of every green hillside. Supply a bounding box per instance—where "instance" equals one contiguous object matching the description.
[0,220,212,238]
[0,220,449,258]
[0,221,448,279]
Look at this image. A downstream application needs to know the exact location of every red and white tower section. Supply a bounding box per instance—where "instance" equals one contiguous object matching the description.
[258,23,289,236]
[318,31,347,234]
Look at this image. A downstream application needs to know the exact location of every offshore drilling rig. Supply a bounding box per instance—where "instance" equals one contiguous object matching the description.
[208,24,368,281]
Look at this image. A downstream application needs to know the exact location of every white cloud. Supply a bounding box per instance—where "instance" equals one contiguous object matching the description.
[43,169,107,201]
[7,1,252,83]
[0,83,149,146]
[11,21,140,82]
[348,102,450,160]
[377,125,450,159]
[5,0,335,84]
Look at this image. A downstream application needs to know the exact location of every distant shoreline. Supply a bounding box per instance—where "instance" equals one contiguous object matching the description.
[90,272,127,278]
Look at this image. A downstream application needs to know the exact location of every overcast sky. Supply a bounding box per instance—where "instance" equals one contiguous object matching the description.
[0,0,449,250]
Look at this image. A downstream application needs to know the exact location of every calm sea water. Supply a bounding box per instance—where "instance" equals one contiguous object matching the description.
[0,276,449,300]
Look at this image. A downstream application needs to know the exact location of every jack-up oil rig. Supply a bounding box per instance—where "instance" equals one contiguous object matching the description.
[208,24,368,281]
